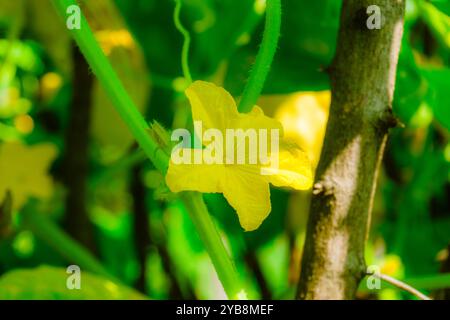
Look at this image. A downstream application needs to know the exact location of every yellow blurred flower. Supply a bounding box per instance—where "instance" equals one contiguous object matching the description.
[0,142,58,209]
[165,81,313,231]
[380,254,404,277]
[273,91,330,167]
[40,72,63,102]
[95,29,134,56]
[13,114,34,134]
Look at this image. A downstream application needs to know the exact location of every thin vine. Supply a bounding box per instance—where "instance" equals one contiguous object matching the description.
[52,0,244,300]
[174,0,193,84]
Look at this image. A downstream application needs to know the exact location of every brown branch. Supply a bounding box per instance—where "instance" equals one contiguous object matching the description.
[298,0,405,299]
[377,273,432,300]
[131,164,150,293]
[130,165,194,298]
[62,46,96,254]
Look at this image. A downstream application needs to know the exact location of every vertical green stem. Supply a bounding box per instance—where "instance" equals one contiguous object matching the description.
[52,0,245,299]
[238,0,281,113]
[181,193,244,299]
[53,0,168,173]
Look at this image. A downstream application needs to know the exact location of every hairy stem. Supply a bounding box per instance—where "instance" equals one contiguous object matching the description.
[181,193,243,299]
[238,0,281,113]
[52,0,244,299]
[53,0,167,173]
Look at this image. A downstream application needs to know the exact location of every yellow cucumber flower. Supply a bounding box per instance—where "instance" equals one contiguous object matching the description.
[165,81,313,231]
[0,142,57,209]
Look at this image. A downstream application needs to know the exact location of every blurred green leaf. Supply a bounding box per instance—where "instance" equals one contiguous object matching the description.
[225,0,341,95]
[394,40,428,124]
[204,188,290,251]
[0,266,146,299]
[418,0,450,50]
[422,67,450,130]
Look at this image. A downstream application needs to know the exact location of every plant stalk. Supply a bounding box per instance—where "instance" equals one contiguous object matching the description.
[52,0,244,299]
[238,0,281,113]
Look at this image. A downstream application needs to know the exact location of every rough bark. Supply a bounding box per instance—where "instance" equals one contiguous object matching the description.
[298,0,405,299]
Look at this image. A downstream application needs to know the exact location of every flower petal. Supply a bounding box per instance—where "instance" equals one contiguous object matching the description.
[165,149,224,193]
[26,143,58,198]
[234,106,283,134]
[222,168,271,231]
[0,142,57,209]
[185,81,238,132]
[262,140,313,190]
[227,106,284,166]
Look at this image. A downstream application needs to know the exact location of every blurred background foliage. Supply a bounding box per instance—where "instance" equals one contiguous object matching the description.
[0,0,449,300]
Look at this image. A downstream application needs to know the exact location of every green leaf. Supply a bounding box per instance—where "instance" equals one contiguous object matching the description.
[418,0,450,50]
[225,0,341,95]
[0,266,146,299]
[204,188,290,251]
[116,0,259,80]
[421,67,450,130]
[393,40,428,124]
[186,0,260,77]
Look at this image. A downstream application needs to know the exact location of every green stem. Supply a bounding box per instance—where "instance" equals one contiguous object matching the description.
[238,0,281,113]
[415,0,450,49]
[53,0,168,173]
[20,204,114,281]
[19,203,147,299]
[52,0,244,299]
[174,0,193,84]
[181,193,244,299]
